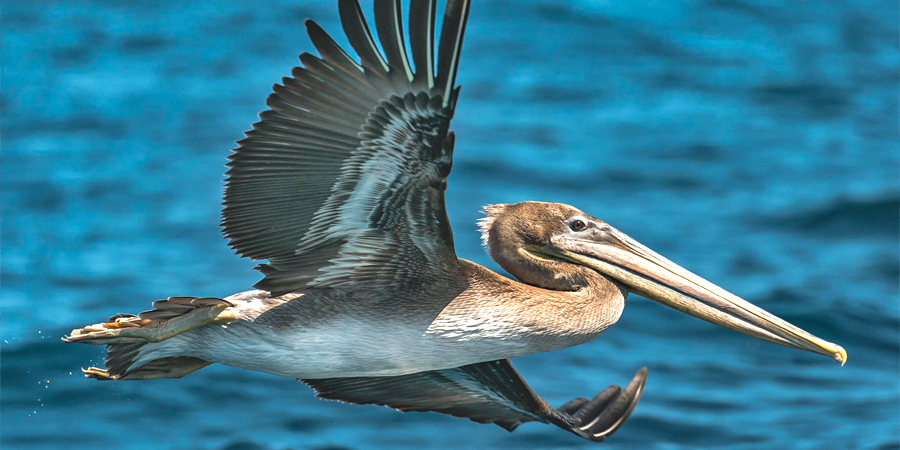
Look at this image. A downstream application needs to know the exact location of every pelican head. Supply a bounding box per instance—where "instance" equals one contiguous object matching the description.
[480,201,847,364]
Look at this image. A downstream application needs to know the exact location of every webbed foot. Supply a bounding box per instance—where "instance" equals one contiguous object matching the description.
[546,367,647,442]
[63,297,235,345]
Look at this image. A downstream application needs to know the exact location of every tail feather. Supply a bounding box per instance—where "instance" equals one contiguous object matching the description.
[105,342,145,376]
[68,296,234,380]
[88,350,211,380]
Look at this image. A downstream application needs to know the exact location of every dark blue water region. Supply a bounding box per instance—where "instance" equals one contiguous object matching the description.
[3,0,898,449]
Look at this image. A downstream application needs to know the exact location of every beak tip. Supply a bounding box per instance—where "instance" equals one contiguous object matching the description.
[833,345,847,366]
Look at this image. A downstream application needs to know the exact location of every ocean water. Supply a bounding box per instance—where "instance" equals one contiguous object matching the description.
[2,0,898,449]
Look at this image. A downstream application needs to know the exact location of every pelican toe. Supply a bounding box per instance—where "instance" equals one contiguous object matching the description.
[547,367,647,442]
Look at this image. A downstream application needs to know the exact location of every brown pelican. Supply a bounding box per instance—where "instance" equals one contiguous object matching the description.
[64,0,846,442]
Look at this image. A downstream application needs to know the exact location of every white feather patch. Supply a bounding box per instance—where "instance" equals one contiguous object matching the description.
[477,204,508,249]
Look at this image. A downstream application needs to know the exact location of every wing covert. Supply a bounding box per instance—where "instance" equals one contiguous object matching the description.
[222,0,471,295]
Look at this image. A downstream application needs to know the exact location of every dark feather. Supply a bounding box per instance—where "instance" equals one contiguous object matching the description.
[221,0,472,295]
[303,359,551,431]
[375,0,413,82]
[305,20,365,80]
[435,0,471,102]
[408,0,436,89]
[339,0,389,74]
[303,360,647,440]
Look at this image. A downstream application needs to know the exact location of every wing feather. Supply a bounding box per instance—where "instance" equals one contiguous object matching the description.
[222,0,472,295]
[408,0,436,90]
[304,20,365,79]
[303,360,551,431]
[436,0,470,104]
[374,0,414,82]
[339,0,390,74]
[303,362,647,441]
[296,54,381,101]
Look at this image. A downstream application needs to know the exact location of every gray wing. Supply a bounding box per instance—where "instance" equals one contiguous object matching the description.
[302,360,647,442]
[222,0,471,295]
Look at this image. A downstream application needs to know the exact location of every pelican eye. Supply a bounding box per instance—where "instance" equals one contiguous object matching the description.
[570,219,587,231]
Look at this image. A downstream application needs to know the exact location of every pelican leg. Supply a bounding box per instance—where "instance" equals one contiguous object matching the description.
[62,297,236,345]
[545,368,647,442]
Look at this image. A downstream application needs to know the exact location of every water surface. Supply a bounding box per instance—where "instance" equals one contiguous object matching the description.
[3,0,898,449]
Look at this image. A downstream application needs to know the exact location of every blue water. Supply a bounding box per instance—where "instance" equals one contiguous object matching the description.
[3,0,898,448]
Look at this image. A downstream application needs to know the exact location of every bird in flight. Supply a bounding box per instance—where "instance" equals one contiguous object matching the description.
[65,0,846,442]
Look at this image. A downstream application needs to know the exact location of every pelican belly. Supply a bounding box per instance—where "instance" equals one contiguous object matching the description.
[159,318,455,378]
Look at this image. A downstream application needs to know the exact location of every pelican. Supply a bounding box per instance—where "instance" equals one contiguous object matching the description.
[64,0,846,442]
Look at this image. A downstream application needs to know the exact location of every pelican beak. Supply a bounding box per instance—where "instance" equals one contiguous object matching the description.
[550,226,847,365]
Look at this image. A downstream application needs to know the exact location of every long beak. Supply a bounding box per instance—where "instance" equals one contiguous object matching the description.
[551,227,847,365]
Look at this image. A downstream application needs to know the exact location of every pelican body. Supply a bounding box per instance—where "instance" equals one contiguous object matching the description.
[65,0,845,442]
[143,253,622,380]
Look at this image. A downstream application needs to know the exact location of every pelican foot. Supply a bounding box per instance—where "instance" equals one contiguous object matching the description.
[545,367,647,442]
[82,356,212,380]
[82,366,117,380]
[62,297,235,345]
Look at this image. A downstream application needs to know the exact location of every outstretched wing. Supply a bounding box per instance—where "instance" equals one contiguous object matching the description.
[303,360,647,442]
[222,0,471,295]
